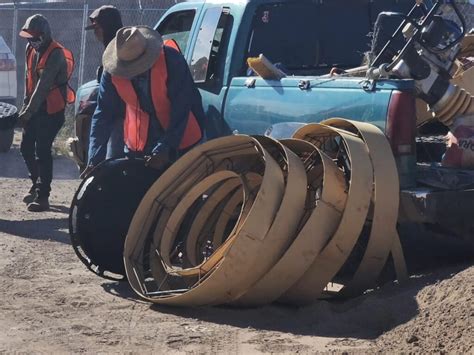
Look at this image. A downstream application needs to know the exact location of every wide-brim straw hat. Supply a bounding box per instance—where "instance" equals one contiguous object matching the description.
[103,26,163,79]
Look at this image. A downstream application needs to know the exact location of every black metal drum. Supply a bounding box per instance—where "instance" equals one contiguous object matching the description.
[0,102,18,130]
[69,158,162,280]
[0,102,17,153]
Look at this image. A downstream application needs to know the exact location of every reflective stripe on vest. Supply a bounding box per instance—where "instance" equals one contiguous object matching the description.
[26,40,76,114]
[111,47,202,152]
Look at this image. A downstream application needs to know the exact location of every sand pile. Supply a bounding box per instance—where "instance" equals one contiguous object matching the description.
[374,265,473,352]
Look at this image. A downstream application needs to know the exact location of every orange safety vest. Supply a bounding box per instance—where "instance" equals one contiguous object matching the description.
[111,47,202,152]
[163,38,181,53]
[26,40,76,114]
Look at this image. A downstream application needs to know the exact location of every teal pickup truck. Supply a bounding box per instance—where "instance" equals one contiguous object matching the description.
[72,0,474,250]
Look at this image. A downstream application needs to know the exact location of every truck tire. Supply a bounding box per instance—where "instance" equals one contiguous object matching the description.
[0,128,14,153]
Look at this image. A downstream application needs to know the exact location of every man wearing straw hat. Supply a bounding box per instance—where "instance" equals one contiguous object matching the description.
[84,26,205,176]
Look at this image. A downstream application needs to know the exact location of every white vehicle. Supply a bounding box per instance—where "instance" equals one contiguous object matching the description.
[0,36,16,104]
[0,35,17,153]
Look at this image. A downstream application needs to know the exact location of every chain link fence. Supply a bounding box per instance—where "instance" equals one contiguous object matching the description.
[0,0,180,106]
[443,1,474,30]
[0,0,473,107]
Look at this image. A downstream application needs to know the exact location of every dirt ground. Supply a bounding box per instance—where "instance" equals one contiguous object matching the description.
[0,130,472,353]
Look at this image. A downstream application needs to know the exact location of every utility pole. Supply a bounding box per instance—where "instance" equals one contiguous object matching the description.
[78,1,89,87]
[12,2,18,56]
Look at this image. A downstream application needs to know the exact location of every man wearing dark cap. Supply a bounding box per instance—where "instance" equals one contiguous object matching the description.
[85,5,124,162]
[18,14,75,212]
[86,5,123,63]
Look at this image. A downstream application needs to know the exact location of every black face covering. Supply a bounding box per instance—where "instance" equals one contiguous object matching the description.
[95,11,123,47]
[28,36,43,50]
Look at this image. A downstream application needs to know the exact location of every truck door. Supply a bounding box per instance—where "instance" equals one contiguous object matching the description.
[188,7,234,138]
[156,5,234,138]
[155,6,202,61]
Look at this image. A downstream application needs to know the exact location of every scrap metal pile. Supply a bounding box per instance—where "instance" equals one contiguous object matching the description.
[123,118,407,307]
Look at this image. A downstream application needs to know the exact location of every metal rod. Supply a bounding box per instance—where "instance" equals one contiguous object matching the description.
[386,1,442,72]
[11,5,18,57]
[145,289,189,296]
[371,5,418,68]
[78,3,88,87]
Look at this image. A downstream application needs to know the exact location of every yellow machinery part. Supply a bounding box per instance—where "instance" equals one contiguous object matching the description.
[123,119,406,307]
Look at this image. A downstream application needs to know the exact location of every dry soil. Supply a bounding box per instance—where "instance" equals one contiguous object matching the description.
[0,131,472,353]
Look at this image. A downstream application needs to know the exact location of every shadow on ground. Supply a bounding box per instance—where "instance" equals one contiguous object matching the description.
[139,264,467,340]
[96,232,472,340]
[0,134,79,180]
[101,280,140,301]
[0,216,70,244]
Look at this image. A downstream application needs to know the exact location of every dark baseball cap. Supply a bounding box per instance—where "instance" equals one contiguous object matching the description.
[19,14,50,38]
[85,5,121,30]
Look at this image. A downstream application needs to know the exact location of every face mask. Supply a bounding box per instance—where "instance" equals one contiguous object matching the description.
[28,36,43,50]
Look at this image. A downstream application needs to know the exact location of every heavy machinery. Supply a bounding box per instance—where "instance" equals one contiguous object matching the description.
[367,0,472,126]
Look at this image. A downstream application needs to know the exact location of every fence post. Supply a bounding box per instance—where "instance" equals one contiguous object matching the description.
[78,3,89,88]
[12,5,18,56]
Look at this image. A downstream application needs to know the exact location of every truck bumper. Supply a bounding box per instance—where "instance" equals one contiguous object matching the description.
[399,187,474,246]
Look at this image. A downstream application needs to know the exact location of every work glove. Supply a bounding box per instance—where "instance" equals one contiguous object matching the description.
[145,150,170,171]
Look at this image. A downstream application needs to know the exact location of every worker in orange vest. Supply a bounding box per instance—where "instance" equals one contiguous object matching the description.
[84,26,206,176]
[18,14,75,212]
[84,5,124,161]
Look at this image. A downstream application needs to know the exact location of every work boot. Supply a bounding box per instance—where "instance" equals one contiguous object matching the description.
[23,186,37,204]
[27,196,50,212]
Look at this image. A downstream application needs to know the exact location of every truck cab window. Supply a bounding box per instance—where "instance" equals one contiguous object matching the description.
[190,7,224,83]
[157,10,196,55]
[246,1,371,76]
[198,11,232,88]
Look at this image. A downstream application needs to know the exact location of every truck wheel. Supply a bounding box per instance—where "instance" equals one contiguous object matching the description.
[0,128,14,153]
